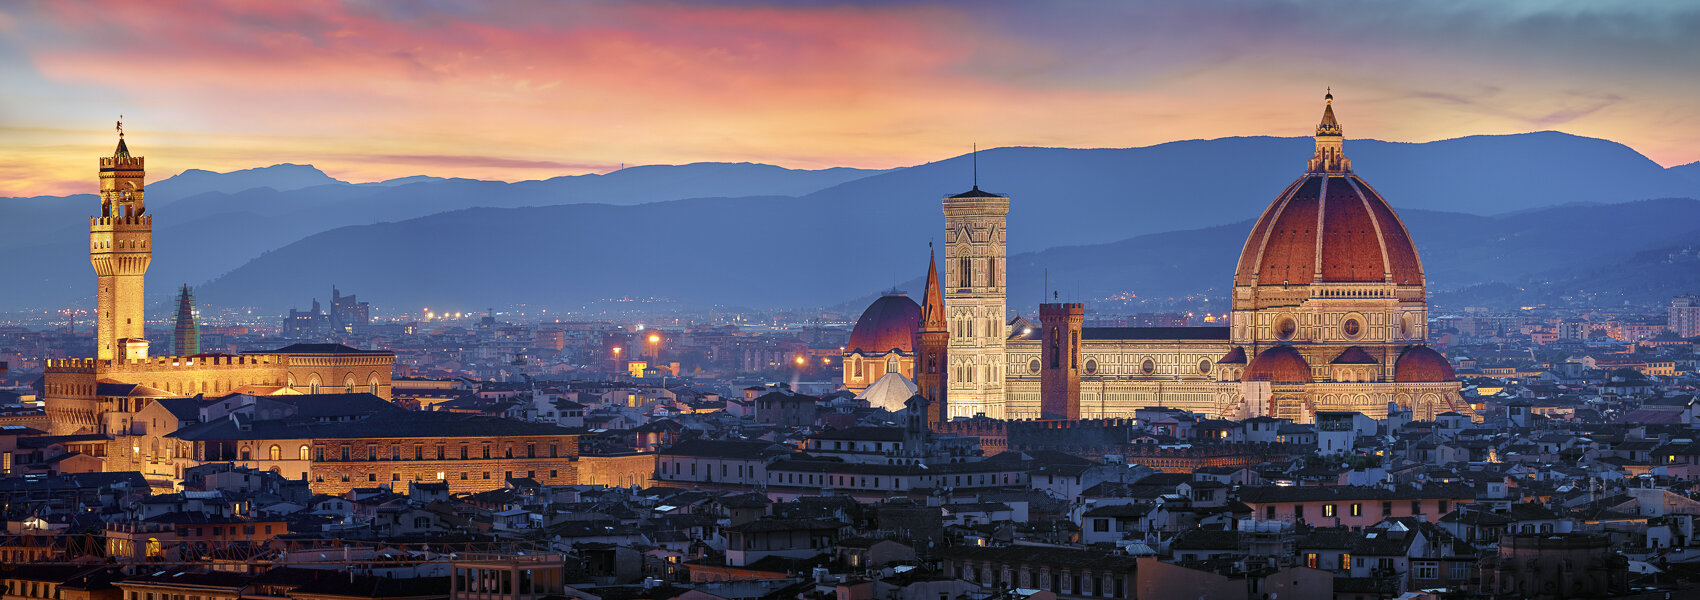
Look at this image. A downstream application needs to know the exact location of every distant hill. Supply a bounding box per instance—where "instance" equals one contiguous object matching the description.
[1671,161,1700,187]
[188,197,1700,315]
[7,131,1699,312]
[149,163,348,204]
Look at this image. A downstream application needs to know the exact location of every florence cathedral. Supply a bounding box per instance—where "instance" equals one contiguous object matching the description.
[842,94,1473,424]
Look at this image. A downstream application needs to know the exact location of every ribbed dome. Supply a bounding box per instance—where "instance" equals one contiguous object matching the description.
[1234,96,1423,288]
[1244,346,1312,383]
[847,293,920,354]
[1394,345,1456,382]
[1234,174,1423,287]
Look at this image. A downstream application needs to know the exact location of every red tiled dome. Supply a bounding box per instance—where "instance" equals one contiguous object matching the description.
[1218,346,1248,364]
[1234,97,1423,289]
[1244,345,1312,383]
[1233,173,1423,287]
[847,293,920,354]
[1394,345,1456,382]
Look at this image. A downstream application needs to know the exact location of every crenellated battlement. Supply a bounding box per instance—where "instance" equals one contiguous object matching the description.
[105,353,282,372]
[100,156,144,170]
[45,358,97,373]
[90,215,152,227]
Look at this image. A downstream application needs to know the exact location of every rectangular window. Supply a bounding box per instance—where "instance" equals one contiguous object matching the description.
[1350,503,1362,517]
[1305,553,1317,569]
[1341,554,1351,570]
[367,446,376,460]
[1439,500,1449,514]
[1412,500,1422,515]
[1266,506,1276,520]
[1294,504,1304,520]
[1094,519,1109,532]
[1322,504,1336,518]
[1382,501,1392,516]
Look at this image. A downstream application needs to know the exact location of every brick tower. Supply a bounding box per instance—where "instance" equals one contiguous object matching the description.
[1038,302,1083,420]
[914,247,948,425]
[92,125,152,361]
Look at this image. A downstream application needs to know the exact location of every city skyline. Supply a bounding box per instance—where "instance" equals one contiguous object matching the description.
[4,0,1700,197]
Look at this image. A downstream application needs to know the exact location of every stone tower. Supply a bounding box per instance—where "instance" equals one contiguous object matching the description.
[174,284,200,356]
[1038,302,1083,420]
[914,247,949,425]
[92,129,151,361]
[943,184,1009,419]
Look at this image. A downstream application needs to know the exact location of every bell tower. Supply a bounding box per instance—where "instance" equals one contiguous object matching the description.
[92,120,152,361]
[914,246,949,425]
[943,181,1009,419]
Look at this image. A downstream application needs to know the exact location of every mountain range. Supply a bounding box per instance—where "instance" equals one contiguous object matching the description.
[4,131,1698,315]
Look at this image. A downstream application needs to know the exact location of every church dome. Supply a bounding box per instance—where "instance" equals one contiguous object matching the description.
[847,292,921,354]
[1233,94,1423,288]
[1394,345,1456,382]
[1244,345,1312,383]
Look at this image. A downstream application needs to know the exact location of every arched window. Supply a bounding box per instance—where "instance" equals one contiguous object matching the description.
[299,445,311,461]
[269,445,281,461]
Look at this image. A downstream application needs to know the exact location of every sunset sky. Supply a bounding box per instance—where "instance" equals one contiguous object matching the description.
[3,0,1698,197]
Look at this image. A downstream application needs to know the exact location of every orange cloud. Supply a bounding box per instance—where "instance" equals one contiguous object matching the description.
[3,1,1698,197]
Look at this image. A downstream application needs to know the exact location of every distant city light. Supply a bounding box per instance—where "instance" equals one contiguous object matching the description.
[648,334,660,343]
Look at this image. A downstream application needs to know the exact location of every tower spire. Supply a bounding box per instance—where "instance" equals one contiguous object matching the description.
[920,243,946,330]
[915,243,949,425]
[114,115,131,159]
[1307,89,1350,173]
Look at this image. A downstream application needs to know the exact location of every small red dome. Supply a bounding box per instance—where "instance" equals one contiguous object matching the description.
[1330,346,1378,365]
[1245,346,1312,383]
[1395,345,1456,382]
[1218,347,1248,364]
[847,293,920,355]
